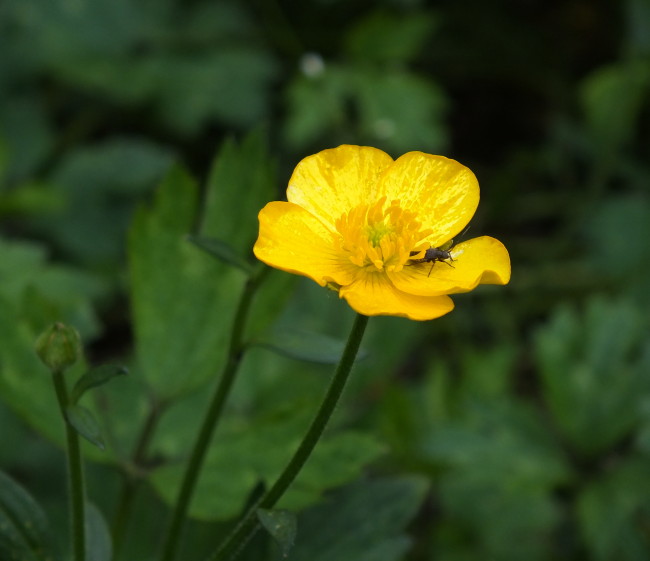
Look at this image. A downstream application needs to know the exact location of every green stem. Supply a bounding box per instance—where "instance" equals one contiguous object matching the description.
[160,267,268,561]
[111,397,164,555]
[206,313,370,561]
[52,370,86,561]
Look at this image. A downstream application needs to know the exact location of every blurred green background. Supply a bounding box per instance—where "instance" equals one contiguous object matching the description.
[1,0,650,560]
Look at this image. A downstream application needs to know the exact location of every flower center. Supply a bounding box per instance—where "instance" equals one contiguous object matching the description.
[334,197,432,273]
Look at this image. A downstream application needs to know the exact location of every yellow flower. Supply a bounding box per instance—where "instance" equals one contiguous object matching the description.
[253,145,511,321]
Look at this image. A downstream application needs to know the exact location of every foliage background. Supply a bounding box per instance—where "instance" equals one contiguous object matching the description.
[1,0,650,560]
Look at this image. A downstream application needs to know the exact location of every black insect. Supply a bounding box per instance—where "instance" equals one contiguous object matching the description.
[409,245,454,276]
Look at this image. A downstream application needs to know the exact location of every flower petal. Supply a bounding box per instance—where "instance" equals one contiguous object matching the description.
[287,145,394,230]
[339,272,455,321]
[387,236,511,296]
[253,202,357,286]
[377,152,479,247]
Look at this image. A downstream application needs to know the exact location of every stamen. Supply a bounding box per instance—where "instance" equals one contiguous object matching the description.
[335,199,432,273]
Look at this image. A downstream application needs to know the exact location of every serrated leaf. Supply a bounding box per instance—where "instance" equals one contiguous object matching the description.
[345,10,438,64]
[577,458,650,561]
[200,131,277,254]
[270,477,429,561]
[250,329,367,364]
[151,420,383,521]
[128,164,242,398]
[534,297,650,455]
[257,508,296,557]
[0,470,56,561]
[46,138,175,264]
[85,503,112,561]
[71,364,128,404]
[66,405,105,450]
[187,235,254,274]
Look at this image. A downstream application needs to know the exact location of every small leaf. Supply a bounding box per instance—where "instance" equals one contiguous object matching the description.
[270,477,429,561]
[257,508,297,557]
[66,405,105,450]
[0,470,56,561]
[85,503,112,561]
[71,364,128,404]
[187,235,254,274]
[250,329,368,364]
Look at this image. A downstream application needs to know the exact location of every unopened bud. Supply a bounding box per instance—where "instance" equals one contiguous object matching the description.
[35,323,82,372]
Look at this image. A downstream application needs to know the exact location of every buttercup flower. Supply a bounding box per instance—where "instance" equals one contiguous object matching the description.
[254,145,510,321]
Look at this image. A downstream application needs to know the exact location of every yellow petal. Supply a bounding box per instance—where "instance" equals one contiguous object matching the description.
[377,152,479,247]
[339,272,455,321]
[253,202,357,286]
[287,145,394,230]
[388,236,511,296]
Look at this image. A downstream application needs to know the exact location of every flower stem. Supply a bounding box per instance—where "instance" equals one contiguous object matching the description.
[206,312,370,561]
[160,267,268,561]
[52,370,86,561]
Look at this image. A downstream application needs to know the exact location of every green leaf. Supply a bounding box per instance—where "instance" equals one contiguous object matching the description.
[354,68,448,153]
[269,477,429,561]
[0,237,106,336]
[187,235,254,275]
[151,421,384,521]
[128,164,242,398]
[200,131,277,254]
[257,508,296,557]
[534,296,650,455]
[44,137,175,264]
[0,470,56,561]
[422,397,568,561]
[85,502,112,561]
[345,10,438,64]
[283,67,351,149]
[250,329,368,364]
[577,457,650,561]
[66,405,105,450]
[155,50,279,134]
[581,61,650,155]
[281,432,386,510]
[70,364,128,404]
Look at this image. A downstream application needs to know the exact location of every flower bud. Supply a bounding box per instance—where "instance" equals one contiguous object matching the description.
[35,323,82,372]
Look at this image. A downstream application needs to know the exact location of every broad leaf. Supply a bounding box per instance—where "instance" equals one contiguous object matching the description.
[67,405,105,450]
[0,470,56,561]
[71,364,128,404]
[578,457,650,561]
[85,503,112,561]
[200,131,277,254]
[269,477,429,561]
[534,297,650,455]
[128,165,241,398]
[151,421,384,521]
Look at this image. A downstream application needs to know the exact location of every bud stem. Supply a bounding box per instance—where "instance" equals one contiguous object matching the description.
[52,370,86,561]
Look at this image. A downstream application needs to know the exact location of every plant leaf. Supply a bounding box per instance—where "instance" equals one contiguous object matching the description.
[250,329,368,364]
[128,164,242,398]
[85,502,112,561]
[0,470,56,561]
[66,405,105,450]
[71,364,128,404]
[257,508,297,557]
[187,235,254,274]
[269,477,429,561]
